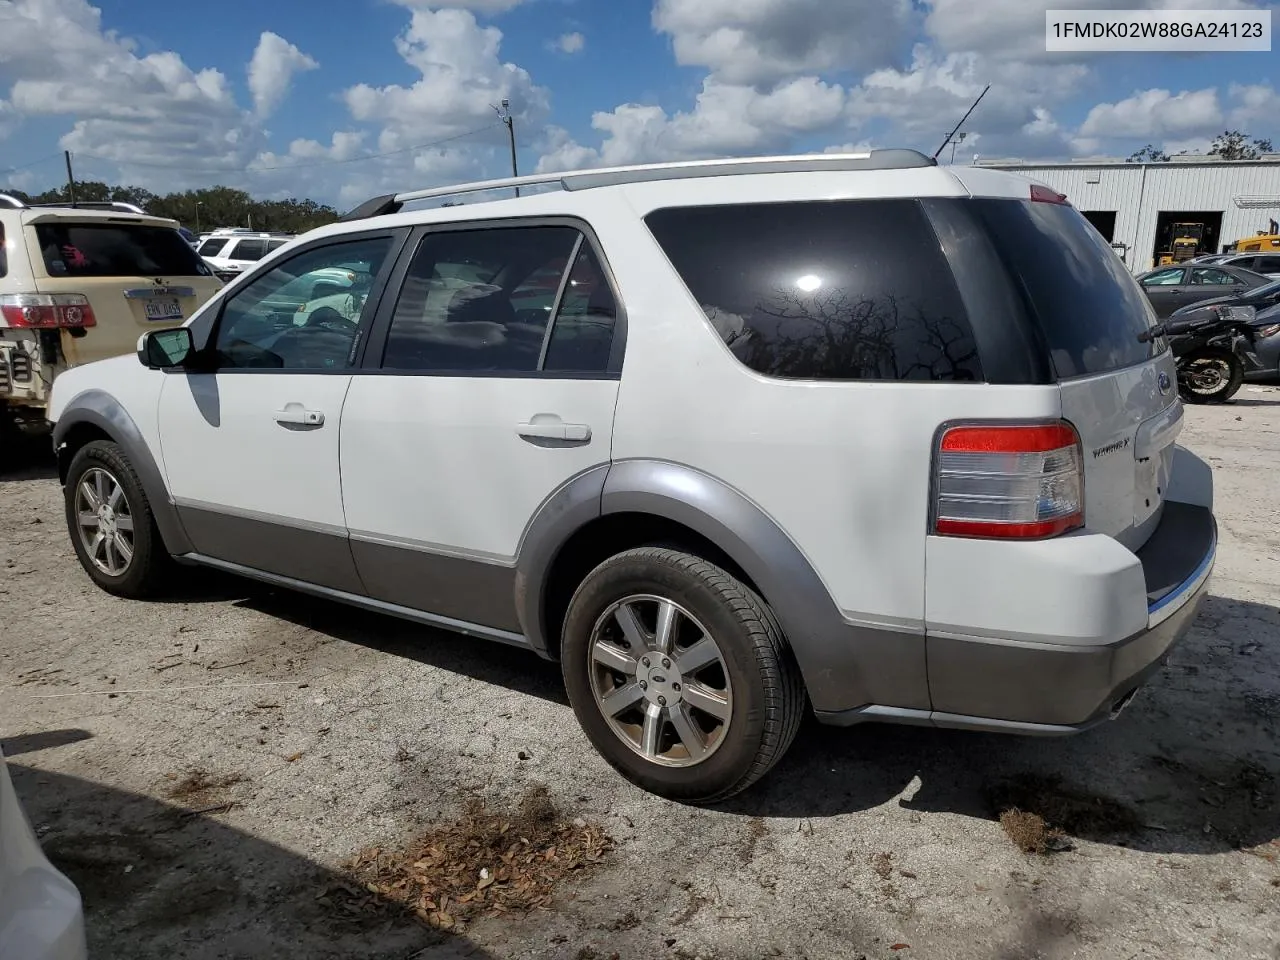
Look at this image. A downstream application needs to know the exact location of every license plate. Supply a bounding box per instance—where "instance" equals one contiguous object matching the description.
[143,298,182,322]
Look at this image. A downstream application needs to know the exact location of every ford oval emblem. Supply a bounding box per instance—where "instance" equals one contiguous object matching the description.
[1158,371,1172,395]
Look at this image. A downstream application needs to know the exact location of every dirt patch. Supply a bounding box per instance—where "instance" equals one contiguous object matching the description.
[336,784,612,931]
[163,767,247,802]
[987,774,1141,845]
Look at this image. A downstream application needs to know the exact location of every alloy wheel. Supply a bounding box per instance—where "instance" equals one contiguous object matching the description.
[587,594,733,768]
[74,467,135,577]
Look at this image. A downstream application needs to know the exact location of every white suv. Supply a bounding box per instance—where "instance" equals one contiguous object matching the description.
[44,152,1217,802]
[196,230,293,283]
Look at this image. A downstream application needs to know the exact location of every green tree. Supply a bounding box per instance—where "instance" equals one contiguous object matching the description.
[1127,144,1169,163]
[1207,130,1275,160]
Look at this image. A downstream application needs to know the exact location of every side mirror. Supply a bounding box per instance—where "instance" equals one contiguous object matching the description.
[137,327,194,369]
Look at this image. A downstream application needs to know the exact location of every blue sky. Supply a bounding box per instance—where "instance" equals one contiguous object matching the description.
[1,0,1277,210]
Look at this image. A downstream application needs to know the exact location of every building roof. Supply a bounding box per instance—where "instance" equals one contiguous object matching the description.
[976,154,1280,169]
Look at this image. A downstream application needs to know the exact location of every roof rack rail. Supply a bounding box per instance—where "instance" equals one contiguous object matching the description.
[26,200,148,214]
[339,149,937,222]
[0,193,27,209]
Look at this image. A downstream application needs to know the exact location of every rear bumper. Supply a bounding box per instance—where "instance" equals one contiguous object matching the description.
[927,501,1216,731]
[818,501,1216,733]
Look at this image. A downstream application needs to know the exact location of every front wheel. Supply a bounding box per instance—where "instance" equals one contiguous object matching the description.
[64,440,172,597]
[561,547,805,803]
[1178,348,1243,404]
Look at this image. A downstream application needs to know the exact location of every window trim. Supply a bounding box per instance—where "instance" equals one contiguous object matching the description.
[180,227,411,376]
[359,215,627,380]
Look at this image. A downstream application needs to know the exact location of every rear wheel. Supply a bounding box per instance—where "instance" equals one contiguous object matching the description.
[64,440,171,597]
[561,547,805,803]
[1179,348,1243,403]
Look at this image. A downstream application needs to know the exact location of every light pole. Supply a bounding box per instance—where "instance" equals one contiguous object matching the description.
[950,131,967,165]
[494,99,518,196]
[194,201,203,233]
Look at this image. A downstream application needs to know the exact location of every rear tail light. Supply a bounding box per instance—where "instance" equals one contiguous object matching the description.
[933,421,1084,540]
[0,293,97,329]
[1256,323,1280,339]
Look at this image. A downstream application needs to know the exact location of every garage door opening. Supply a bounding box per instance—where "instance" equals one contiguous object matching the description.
[1152,211,1223,265]
[1082,211,1117,242]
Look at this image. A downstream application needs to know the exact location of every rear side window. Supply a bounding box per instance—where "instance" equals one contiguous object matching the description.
[34,223,211,278]
[230,238,268,261]
[967,199,1157,378]
[645,200,982,382]
[198,237,229,257]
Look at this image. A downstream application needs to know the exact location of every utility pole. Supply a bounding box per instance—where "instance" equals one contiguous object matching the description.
[949,131,967,165]
[495,99,519,196]
[64,150,78,206]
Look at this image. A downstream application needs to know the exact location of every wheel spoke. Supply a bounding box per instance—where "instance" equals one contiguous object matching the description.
[94,470,108,505]
[599,682,645,717]
[640,704,663,757]
[668,704,708,761]
[653,600,677,653]
[89,531,106,560]
[78,511,99,529]
[674,637,719,675]
[107,483,124,509]
[103,537,119,571]
[591,639,637,674]
[114,535,134,565]
[683,682,730,721]
[80,480,101,510]
[612,602,648,651]
[115,515,134,533]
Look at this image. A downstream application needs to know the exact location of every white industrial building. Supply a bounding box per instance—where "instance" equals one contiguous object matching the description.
[975,155,1280,273]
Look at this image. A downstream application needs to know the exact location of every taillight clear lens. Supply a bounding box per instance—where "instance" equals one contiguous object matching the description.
[1257,323,1280,339]
[0,293,97,328]
[934,422,1084,540]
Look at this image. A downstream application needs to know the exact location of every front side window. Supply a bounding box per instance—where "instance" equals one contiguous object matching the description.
[646,199,981,382]
[1143,268,1184,286]
[382,225,619,375]
[212,236,393,370]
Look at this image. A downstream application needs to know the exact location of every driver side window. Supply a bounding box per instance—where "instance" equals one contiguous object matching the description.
[213,236,393,371]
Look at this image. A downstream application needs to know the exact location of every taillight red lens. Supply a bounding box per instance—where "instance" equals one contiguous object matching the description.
[0,294,97,328]
[1030,184,1070,206]
[934,421,1084,540]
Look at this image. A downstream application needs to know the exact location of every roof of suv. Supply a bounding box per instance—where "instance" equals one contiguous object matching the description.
[307,150,1045,246]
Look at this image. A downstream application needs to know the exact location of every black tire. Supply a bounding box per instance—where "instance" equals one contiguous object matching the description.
[64,440,172,598]
[1178,349,1243,404]
[560,547,806,803]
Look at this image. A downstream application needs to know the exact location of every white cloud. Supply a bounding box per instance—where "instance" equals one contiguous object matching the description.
[554,32,585,54]
[537,75,847,171]
[653,0,914,85]
[1079,87,1223,139]
[0,0,260,185]
[248,31,318,119]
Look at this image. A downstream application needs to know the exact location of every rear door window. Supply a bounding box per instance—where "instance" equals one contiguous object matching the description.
[1191,267,1237,285]
[645,199,982,382]
[198,237,229,257]
[230,239,269,262]
[964,199,1158,378]
[34,222,212,278]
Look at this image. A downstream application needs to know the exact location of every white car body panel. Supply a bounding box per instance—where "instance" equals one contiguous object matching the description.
[0,750,87,960]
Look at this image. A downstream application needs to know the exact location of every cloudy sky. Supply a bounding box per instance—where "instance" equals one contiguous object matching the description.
[1,0,1277,211]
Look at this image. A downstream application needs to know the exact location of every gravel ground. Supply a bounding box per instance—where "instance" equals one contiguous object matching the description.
[3,390,1280,960]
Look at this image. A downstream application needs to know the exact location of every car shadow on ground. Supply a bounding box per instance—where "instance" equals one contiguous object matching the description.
[0,439,56,482]
[230,585,1280,858]
[5,750,498,960]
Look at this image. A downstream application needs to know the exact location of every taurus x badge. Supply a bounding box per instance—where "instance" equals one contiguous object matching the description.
[1158,371,1172,395]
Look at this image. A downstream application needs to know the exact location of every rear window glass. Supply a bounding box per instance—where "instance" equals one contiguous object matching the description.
[35,223,211,278]
[645,199,982,382]
[968,199,1158,378]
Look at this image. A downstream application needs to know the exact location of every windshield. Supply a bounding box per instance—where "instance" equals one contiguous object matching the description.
[35,222,212,278]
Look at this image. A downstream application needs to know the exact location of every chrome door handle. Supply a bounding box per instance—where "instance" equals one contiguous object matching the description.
[517,420,591,442]
[274,406,324,426]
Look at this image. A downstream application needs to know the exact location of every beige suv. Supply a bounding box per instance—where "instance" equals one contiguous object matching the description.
[0,196,221,439]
